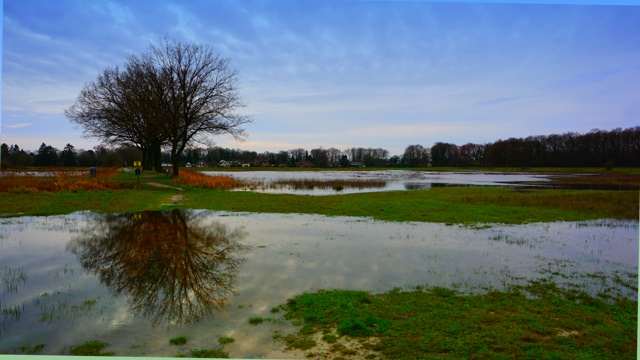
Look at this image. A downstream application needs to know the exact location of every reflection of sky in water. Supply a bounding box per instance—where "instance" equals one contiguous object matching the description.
[204,170,552,195]
[0,211,636,357]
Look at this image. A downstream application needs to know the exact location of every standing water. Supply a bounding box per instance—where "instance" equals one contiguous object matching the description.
[0,210,637,357]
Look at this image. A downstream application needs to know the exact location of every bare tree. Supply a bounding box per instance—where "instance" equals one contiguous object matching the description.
[65,60,167,171]
[67,38,250,175]
[402,144,430,167]
[148,38,251,176]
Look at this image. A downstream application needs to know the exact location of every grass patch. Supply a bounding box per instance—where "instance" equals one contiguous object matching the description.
[69,340,114,356]
[181,186,639,224]
[248,316,265,325]
[272,282,637,359]
[169,336,188,346]
[17,344,45,354]
[189,348,229,358]
[218,336,235,345]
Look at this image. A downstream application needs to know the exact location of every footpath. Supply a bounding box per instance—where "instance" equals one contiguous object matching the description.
[122,167,183,205]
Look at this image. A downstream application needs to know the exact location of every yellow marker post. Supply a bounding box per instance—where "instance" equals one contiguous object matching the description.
[134,161,141,185]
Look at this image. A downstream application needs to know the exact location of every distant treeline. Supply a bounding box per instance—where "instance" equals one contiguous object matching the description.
[1,143,140,168]
[2,127,639,169]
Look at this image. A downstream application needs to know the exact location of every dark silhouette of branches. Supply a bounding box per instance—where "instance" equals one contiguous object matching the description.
[67,210,247,327]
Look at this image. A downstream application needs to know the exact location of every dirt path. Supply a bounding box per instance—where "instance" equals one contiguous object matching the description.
[123,168,184,205]
[144,182,184,206]
[146,181,184,192]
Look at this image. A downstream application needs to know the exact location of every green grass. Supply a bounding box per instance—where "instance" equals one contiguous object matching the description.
[69,340,114,356]
[169,336,188,346]
[17,344,45,354]
[0,169,637,224]
[181,186,638,224]
[218,336,235,345]
[189,348,230,358]
[272,282,637,359]
[248,316,265,325]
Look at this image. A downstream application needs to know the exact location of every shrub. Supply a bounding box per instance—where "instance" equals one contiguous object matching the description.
[172,170,241,190]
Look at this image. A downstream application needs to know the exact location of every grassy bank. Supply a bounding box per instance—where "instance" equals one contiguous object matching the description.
[0,169,637,223]
[266,281,636,359]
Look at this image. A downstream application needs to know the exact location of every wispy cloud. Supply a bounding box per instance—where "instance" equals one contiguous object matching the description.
[4,123,33,129]
[2,0,638,154]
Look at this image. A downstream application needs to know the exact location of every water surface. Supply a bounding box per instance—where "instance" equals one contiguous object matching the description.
[1,211,636,357]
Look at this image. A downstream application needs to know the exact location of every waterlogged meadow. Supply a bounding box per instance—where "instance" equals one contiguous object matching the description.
[204,170,554,195]
[0,210,637,357]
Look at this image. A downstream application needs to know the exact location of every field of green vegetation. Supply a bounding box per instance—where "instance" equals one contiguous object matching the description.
[265,281,636,359]
[0,168,638,223]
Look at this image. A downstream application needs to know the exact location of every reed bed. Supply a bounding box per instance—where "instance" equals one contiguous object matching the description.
[546,173,640,187]
[172,170,242,190]
[266,179,387,191]
[0,168,126,193]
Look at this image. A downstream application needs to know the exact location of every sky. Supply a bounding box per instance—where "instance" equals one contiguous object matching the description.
[2,0,640,156]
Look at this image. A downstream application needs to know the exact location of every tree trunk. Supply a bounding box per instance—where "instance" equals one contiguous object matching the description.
[153,143,163,173]
[172,152,180,177]
[141,148,147,169]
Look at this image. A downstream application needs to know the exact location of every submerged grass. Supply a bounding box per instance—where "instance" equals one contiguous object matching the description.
[273,281,637,359]
[189,348,230,358]
[169,336,188,346]
[264,179,388,190]
[69,340,114,356]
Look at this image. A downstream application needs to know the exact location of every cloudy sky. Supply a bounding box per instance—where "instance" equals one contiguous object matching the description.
[2,0,639,156]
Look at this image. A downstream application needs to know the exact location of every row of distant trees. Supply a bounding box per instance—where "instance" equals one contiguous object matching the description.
[196,127,640,168]
[174,146,394,168]
[1,142,140,168]
[426,127,640,168]
[4,127,639,169]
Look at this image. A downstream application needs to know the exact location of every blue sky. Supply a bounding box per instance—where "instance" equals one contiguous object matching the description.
[2,0,639,156]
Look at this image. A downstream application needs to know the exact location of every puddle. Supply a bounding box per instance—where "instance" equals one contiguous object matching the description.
[0,210,637,357]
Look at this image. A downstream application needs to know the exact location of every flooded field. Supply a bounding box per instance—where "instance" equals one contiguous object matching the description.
[204,170,553,195]
[1,210,637,357]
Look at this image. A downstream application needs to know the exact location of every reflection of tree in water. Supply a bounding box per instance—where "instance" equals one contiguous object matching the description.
[68,209,246,327]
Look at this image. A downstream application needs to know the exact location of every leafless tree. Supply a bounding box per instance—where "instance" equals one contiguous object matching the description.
[402,144,430,167]
[67,38,250,175]
[148,38,251,176]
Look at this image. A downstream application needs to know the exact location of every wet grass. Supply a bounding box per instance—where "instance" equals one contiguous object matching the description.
[0,169,637,223]
[188,348,230,358]
[17,344,45,354]
[170,336,189,346]
[218,336,234,345]
[69,340,114,356]
[182,187,638,224]
[270,281,637,359]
